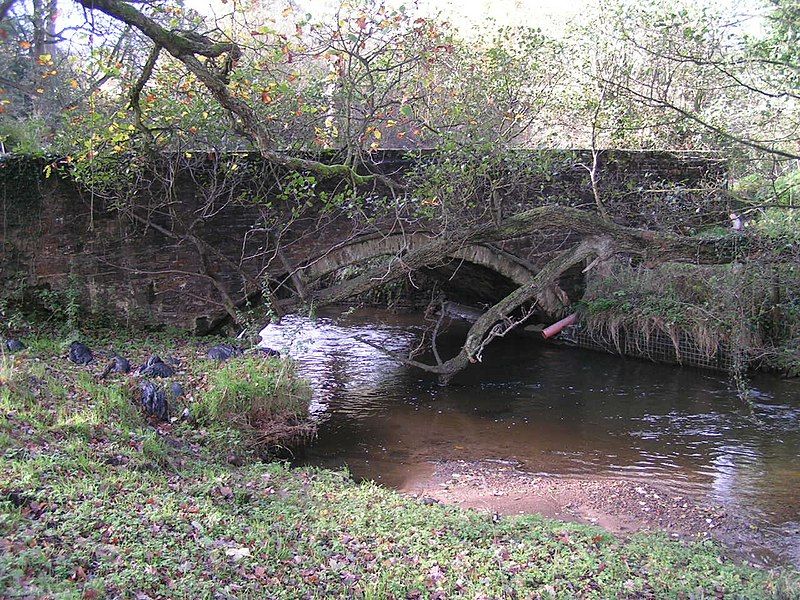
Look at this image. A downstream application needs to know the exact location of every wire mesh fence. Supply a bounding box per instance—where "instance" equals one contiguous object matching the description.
[556,324,733,372]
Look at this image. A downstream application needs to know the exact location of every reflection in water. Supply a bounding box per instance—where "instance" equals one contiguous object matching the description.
[260,308,800,566]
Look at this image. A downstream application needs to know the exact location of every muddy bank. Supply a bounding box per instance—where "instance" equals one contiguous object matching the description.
[403,460,785,567]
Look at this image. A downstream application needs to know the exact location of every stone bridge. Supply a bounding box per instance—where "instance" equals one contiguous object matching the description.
[0,150,727,332]
[288,231,572,316]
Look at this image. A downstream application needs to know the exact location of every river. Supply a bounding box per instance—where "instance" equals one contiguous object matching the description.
[259,307,800,567]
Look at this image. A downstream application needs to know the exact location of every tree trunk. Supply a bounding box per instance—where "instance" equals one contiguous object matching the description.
[357,236,613,384]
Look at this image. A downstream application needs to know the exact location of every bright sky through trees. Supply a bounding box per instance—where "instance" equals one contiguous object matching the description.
[187,0,585,32]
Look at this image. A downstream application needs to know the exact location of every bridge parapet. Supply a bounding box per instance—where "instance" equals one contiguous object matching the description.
[0,150,727,331]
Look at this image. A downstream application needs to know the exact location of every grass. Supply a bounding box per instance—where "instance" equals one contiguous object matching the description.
[1,335,799,598]
[194,357,310,427]
[579,261,800,376]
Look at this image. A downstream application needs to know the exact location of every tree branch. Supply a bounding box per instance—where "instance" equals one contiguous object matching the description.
[72,0,405,192]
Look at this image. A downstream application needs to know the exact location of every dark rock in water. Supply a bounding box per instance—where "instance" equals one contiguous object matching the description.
[68,341,94,365]
[5,339,25,353]
[111,355,131,374]
[139,355,175,378]
[255,346,281,358]
[169,381,184,398]
[207,344,244,361]
[140,381,169,421]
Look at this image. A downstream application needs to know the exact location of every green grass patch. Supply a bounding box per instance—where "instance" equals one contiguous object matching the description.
[194,357,310,427]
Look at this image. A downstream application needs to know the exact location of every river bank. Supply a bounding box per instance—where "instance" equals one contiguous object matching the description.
[2,331,799,597]
[0,330,799,598]
[402,459,786,567]
[269,308,800,571]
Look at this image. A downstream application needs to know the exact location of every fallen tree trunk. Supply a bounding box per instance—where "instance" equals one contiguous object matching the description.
[354,236,613,384]
[308,204,746,310]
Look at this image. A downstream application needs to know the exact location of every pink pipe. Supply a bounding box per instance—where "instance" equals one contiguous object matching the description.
[542,313,577,339]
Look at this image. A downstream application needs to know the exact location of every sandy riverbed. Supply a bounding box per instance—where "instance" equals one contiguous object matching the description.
[401,459,784,566]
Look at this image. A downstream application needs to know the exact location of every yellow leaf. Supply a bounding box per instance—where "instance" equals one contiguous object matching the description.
[70,79,79,89]
[373,129,382,140]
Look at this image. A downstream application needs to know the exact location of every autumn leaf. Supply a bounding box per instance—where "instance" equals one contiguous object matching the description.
[357,16,367,30]
[19,40,32,49]
[225,547,251,561]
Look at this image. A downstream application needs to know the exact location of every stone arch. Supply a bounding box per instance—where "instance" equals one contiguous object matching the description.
[295,233,569,313]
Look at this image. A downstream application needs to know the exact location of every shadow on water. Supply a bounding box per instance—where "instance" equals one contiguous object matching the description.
[260,307,800,567]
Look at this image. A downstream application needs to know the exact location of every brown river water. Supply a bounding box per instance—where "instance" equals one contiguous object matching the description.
[259,307,800,567]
